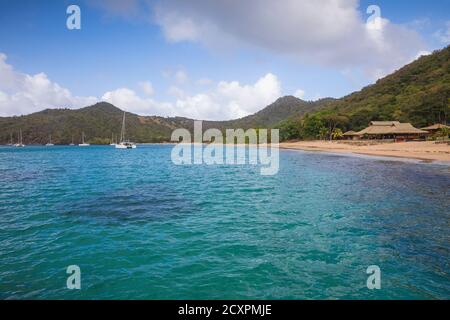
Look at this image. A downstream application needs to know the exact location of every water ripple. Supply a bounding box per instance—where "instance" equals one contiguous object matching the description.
[0,146,449,299]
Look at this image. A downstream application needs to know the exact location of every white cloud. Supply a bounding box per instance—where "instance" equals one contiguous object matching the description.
[193,72,281,120]
[102,73,281,120]
[153,0,427,80]
[139,81,154,95]
[155,11,201,42]
[0,53,97,116]
[415,50,432,60]
[101,87,172,115]
[0,53,281,119]
[294,89,305,100]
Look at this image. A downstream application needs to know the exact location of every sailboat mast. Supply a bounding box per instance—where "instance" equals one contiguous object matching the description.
[121,112,126,143]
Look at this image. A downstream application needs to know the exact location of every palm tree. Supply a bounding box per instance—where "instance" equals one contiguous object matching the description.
[332,128,344,140]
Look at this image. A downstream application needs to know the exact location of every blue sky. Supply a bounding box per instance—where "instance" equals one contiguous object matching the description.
[0,0,449,119]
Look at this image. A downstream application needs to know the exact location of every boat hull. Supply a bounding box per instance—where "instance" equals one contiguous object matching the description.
[115,143,136,149]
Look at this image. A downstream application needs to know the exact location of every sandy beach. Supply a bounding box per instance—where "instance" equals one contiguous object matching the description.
[279,141,450,163]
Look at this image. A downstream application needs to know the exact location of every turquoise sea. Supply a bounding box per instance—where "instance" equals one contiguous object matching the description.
[0,145,449,299]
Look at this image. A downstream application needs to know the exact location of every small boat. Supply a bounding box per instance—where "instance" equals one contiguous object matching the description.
[6,133,13,146]
[69,135,75,146]
[110,133,116,146]
[45,134,54,146]
[79,132,90,147]
[115,112,136,149]
[115,141,136,149]
[14,129,25,147]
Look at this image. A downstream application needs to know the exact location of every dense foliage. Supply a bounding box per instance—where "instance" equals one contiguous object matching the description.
[1,47,448,144]
[0,103,182,144]
[0,97,329,145]
[203,96,333,130]
[277,46,450,140]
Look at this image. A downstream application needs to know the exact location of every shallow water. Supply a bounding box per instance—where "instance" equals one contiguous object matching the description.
[0,145,449,299]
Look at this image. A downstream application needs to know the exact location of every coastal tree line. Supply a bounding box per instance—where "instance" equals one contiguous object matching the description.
[276,46,450,141]
[1,46,449,144]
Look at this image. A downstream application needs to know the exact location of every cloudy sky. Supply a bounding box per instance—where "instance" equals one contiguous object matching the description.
[0,0,449,119]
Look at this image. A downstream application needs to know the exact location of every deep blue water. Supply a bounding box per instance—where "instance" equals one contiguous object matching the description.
[0,145,449,299]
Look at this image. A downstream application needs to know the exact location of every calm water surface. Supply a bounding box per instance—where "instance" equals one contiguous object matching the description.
[0,145,449,299]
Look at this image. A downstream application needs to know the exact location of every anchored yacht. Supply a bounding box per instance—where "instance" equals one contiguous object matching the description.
[79,132,90,147]
[14,129,25,147]
[115,112,136,149]
[45,134,54,146]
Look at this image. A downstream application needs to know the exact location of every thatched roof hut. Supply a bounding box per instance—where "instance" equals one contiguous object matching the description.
[342,130,361,140]
[356,121,428,136]
[355,121,428,141]
[421,124,450,131]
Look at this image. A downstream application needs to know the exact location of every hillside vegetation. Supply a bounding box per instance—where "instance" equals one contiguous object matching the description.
[1,46,448,144]
[0,103,180,144]
[277,46,450,140]
[0,97,327,144]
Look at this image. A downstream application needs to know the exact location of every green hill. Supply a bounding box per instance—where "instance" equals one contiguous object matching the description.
[0,103,186,144]
[203,96,335,130]
[277,46,450,140]
[1,46,448,144]
[0,97,326,144]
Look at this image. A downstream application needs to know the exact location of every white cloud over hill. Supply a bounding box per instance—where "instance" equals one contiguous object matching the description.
[102,73,281,120]
[0,0,436,118]
[0,53,281,120]
[0,54,97,116]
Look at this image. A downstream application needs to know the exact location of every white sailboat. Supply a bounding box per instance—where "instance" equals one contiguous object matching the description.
[14,129,25,147]
[45,134,54,146]
[79,132,90,147]
[115,112,136,149]
[69,135,75,146]
[7,133,13,146]
[110,133,116,146]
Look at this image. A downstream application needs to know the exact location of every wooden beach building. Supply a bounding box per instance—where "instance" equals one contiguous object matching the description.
[355,121,428,142]
[421,123,450,135]
[342,131,361,140]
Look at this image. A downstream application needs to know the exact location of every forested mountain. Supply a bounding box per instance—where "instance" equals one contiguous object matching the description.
[0,103,182,144]
[0,96,326,144]
[1,46,448,144]
[278,46,450,140]
[204,96,335,130]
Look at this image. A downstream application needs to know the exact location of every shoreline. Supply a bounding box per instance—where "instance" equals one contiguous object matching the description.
[3,141,450,165]
[278,141,450,164]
